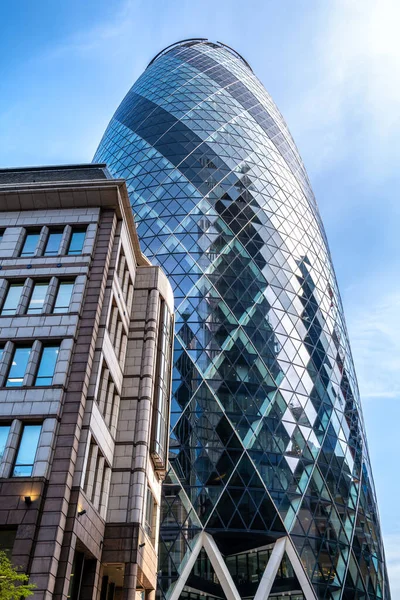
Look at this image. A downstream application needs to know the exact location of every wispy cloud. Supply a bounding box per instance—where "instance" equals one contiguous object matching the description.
[345,287,400,400]
[288,0,400,176]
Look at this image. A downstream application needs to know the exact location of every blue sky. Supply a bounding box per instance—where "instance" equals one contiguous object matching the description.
[1,0,399,592]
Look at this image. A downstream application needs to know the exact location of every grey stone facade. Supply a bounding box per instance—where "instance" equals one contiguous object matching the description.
[0,165,174,600]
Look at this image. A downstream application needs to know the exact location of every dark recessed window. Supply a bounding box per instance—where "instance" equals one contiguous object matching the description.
[53,281,74,313]
[1,283,24,316]
[34,345,59,386]
[6,346,31,387]
[12,424,41,477]
[20,232,40,257]
[44,231,63,256]
[67,229,86,255]
[26,282,49,314]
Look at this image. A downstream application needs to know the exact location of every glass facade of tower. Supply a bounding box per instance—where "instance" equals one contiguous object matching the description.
[94,40,390,600]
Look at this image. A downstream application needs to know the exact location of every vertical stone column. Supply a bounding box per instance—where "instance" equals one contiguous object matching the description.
[122,562,139,600]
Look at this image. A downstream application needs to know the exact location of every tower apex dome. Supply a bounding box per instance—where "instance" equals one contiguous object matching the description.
[147,38,253,71]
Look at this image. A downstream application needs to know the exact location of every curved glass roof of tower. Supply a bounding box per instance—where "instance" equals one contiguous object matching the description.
[94,39,390,600]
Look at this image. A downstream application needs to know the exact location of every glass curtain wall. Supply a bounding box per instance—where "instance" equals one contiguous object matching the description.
[94,40,390,600]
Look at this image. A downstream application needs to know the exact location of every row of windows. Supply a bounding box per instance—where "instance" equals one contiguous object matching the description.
[0,423,41,477]
[18,226,86,258]
[0,343,60,387]
[1,279,74,316]
[108,301,128,366]
[83,440,111,517]
[97,365,120,434]
[116,248,134,316]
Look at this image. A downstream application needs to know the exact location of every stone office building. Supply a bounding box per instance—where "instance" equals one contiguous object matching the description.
[0,164,174,600]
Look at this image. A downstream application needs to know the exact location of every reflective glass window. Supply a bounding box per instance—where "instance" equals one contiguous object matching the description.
[35,345,59,386]
[20,232,40,257]
[1,284,23,315]
[12,424,41,477]
[53,281,74,313]
[0,425,10,460]
[26,282,49,314]
[6,346,31,387]
[44,231,63,256]
[67,229,86,255]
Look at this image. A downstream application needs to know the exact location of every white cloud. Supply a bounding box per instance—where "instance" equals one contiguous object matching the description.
[288,0,400,175]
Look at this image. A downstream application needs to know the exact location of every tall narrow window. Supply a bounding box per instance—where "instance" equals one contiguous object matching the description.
[44,231,63,256]
[144,488,155,538]
[26,282,49,314]
[67,229,86,255]
[151,302,173,470]
[1,283,23,316]
[35,345,59,386]
[0,425,10,460]
[6,346,31,387]
[20,232,40,257]
[12,424,41,477]
[53,281,74,313]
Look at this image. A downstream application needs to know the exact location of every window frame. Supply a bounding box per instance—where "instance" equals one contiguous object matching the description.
[43,229,64,257]
[34,344,60,386]
[67,228,87,256]
[12,423,42,477]
[52,280,75,314]
[26,281,50,315]
[1,282,24,316]
[19,230,41,258]
[5,345,32,387]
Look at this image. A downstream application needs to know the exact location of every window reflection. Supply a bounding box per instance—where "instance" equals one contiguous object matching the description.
[67,229,86,255]
[6,346,31,387]
[27,282,49,314]
[53,281,74,313]
[44,231,63,256]
[13,424,41,477]
[35,345,59,386]
[1,284,23,315]
[20,232,40,257]
[0,425,10,460]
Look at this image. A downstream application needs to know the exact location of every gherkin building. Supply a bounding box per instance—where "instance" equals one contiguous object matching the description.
[94,39,390,600]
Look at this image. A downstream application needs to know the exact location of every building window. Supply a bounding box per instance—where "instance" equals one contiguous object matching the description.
[44,230,63,256]
[67,229,86,255]
[1,283,23,316]
[26,282,49,314]
[6,346,32,387]
[151,301,173,470]
[53,281,74,313]
[0,425,10,460]
[20,231,40,257]
[12,424,41,477]
[35,345,59,386]
[0,530,17,558]
[144,488,156,538]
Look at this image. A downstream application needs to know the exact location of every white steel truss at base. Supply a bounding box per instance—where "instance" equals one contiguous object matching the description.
[167,533,317,600]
